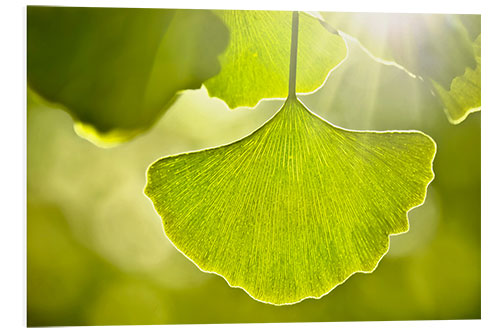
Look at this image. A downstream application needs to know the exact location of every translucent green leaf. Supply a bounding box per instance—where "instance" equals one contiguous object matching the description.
[145,98,436,305]
[321,12,480,124]
[204,10,347,108]
[27,7,228,146]
[432,35,481,124]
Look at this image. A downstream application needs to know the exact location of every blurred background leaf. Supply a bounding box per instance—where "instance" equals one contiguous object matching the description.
[432,35,481,124]
[27,7,229,146]
[320,12,481,124]
[204,10,347,108]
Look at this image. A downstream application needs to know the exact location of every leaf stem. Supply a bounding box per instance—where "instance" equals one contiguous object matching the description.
[288,11,299,99]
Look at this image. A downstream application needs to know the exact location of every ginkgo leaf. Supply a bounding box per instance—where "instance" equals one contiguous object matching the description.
[432,35,481,124]
[145,97,436,305]
[320,12,476,86]
[321,12,480,124]
[27,7,228,146]
[203,10,347,108]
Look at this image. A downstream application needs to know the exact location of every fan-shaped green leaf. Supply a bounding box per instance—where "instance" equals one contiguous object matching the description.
[432,35,481,124]
[204,10,347,108]
[321,12,480,124]
[27,7,228,146]
[145,97,436,305]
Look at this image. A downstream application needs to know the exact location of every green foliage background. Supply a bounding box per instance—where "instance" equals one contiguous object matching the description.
[27,9,480,325]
